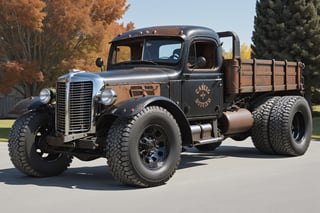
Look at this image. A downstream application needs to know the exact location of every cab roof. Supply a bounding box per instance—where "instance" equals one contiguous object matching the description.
[111,25,220,42]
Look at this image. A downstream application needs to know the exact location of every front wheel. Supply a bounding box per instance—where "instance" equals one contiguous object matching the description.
[8,111,72,177]
[106,106,182,187]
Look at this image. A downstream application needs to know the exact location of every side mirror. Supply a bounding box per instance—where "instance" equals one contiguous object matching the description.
[196,56,207,68]
[95,57,104,68]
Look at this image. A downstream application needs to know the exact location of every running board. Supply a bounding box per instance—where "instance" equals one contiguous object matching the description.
[194,137,224,146]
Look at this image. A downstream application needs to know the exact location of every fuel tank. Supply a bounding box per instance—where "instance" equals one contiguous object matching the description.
[219,108,253,135]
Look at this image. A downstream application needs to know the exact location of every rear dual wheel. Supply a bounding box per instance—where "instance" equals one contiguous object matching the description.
[252,97,280,154]
[268,96,312,156]
[252,96,312,156]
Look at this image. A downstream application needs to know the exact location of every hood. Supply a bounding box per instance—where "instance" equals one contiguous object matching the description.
[97,67,180,85]
[57,67,181,100]
[58,67,180,86]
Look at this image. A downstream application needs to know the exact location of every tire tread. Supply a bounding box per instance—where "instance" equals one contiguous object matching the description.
[8,111,72,177]
[251,96,280,154]
[269,96,311,156]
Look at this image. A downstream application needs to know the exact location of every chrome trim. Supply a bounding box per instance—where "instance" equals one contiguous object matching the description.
[56,82,66,133]
[56,71,105,142]
[65,81,70,134]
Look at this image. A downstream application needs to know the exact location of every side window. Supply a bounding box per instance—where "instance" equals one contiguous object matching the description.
[188,40,217,70]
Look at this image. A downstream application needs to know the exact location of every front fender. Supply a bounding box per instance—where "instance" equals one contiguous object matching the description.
[113,96,192,146]
[9,96,49,115]
[113,96,176,118]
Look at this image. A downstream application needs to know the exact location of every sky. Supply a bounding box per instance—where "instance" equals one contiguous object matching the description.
[119,0,257,51]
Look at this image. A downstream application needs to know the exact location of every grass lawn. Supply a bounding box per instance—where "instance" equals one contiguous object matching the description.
[312,117,320,139]
[0,119,14,142]
[312,105,320,112]
[313,105,320,139]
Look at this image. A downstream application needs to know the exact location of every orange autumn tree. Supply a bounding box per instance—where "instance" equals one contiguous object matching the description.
[0,0,133,97]
[65,21,134,72]
[0,61,44,96]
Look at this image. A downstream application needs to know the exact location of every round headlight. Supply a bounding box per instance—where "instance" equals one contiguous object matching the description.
[100,88,117,106]
[39,88,52,104]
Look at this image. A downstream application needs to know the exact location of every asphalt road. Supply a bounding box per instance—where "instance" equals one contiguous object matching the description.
[1,138,319,213]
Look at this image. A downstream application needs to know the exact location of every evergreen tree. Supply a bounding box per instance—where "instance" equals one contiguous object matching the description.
[252,0,320,103]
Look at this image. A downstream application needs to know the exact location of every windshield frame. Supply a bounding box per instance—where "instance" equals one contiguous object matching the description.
[108,36,184,68]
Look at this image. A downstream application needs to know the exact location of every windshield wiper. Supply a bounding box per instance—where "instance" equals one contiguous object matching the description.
[117,60,158,65]
[140,60,158,65]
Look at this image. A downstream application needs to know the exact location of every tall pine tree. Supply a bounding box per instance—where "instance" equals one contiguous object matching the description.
[252,0,320,103]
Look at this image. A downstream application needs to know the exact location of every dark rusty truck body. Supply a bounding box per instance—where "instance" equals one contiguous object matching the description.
[8,26,312,187]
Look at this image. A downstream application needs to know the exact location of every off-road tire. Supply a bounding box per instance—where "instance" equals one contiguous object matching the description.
[106,106,182,187]
[269,96,312,156]
[196,142,221,151]
[8,111,72,176]
[251,96,280,154]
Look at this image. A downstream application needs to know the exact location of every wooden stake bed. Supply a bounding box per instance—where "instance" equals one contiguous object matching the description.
[223,58,304,94]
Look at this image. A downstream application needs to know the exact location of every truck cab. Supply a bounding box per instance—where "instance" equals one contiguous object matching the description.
[103,26,225,119]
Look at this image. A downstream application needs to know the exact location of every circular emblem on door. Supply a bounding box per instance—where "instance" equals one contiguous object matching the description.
[195,83,212,108]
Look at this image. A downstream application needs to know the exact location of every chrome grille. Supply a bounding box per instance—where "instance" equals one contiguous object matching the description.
[56,81,93,134]
[69,82,93,132]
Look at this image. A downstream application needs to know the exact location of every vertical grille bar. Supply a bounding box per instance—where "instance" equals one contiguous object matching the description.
[56,82,66,133]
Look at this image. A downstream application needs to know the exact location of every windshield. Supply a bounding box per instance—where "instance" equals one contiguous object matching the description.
[110,38,183,66]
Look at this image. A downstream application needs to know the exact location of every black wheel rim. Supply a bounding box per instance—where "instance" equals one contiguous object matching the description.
[138,124,169,170]
[34,126,62,162]
[291,112,305,143]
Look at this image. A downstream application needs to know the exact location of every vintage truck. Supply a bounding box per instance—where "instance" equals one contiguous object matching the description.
[8,25,312,187]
